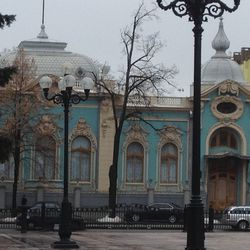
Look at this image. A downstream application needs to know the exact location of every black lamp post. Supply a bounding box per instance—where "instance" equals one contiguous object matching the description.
[39,71,94,248]
[156,1,240,249]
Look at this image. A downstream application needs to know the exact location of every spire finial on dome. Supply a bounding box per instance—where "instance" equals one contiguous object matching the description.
[37,0,48,39]
[211,17,230,58]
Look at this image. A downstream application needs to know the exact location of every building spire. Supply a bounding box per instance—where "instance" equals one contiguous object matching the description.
[42,0,45,25]
[37,0,48,39]
[211,17,230,59]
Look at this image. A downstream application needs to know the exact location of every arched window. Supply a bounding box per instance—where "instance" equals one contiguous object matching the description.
[210,128,238,149]
[0,156,14,180]
[126,142,144,183]
[34,136,56,180]
[71,136,91,182]
[160,143,178,183]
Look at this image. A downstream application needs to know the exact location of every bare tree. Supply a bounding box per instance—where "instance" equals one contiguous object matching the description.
[96,2,178,217]
[0,49,44,210]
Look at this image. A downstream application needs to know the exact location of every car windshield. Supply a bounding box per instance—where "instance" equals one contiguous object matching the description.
[150,204,172,209]
[29,202,60,210]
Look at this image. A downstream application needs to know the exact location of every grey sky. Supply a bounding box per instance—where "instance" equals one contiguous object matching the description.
[0,0,249,96]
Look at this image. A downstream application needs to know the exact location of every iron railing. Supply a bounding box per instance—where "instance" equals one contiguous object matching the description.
[0,205,248,232]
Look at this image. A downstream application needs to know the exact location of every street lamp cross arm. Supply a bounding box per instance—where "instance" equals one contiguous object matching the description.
[53,93,65,105]
[156,0,241,21]
[156,0,188,17]
[204,0,241,19]
[70,93,89,104]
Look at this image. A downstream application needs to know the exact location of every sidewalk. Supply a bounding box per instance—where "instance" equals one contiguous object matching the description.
[0,229,250,250]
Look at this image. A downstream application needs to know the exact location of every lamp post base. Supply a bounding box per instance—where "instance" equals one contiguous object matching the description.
[185,199,206,250]
[51,239,79,249]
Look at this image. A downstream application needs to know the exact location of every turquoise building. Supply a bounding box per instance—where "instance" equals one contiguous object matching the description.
[0,19,249,212]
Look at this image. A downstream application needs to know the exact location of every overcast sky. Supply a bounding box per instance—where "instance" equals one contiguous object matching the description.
[0,0,249,96]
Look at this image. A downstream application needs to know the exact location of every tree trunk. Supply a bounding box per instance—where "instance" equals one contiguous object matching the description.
[12,128,21,212]
[109,128,122,218]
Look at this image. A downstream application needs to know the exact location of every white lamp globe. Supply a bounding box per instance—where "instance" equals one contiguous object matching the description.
[80,77,94,90]
[39,76,52,89]
[63,74,76,88]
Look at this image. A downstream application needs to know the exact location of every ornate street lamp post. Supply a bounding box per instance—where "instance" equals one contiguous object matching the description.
[39,72,94,248]
[156,1,240,249]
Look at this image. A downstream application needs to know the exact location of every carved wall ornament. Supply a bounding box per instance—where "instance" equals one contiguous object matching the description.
[123,123,148,149]
[211,95,243,121]
[101,98,111,112]
[101,117,113,137]
[158,125,182,149]
[218,81,239,96]
[35,115,57,136]
[69,118,97,150]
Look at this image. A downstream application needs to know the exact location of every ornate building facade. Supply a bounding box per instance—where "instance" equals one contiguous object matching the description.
[0,19,250,212]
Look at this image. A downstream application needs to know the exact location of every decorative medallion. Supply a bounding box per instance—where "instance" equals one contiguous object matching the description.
[75,67,86,79]
[218,81,239,96]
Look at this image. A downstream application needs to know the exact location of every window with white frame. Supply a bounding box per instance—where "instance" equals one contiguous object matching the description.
[160,143,178,184]
[126,142,144,183]
[71,136,91,182]
[34,136,56,180]
[0,155,14,179]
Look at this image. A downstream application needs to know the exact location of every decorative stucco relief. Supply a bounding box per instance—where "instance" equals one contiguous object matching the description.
[123,123,148,150]
[69,118,97,150]
[218,81,239,96]
[100,98,114,137]
[101,98,111,112]
[35,115,57,136]
[158,125,182,150]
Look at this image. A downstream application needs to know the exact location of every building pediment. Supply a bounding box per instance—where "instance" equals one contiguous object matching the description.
[201,80,250,99]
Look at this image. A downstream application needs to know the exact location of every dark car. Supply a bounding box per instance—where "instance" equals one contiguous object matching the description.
[124,203,184,223]
[16,201,85,230]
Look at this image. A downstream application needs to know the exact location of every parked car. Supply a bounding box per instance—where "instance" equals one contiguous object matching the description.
[16,201,85,230]
[221,206,250,230]
[124,203,184,223]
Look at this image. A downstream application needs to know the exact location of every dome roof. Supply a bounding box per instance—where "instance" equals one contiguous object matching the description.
[0,24,100,80]
[201,18,244,84]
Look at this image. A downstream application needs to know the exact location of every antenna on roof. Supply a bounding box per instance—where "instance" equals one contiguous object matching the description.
[37,0,48,39]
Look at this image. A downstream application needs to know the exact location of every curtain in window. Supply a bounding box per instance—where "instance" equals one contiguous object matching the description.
[34,136,56,180]
[126,142,143,183]
[71,136,90,181]
[160,143,177,183]
[0,156,14,179]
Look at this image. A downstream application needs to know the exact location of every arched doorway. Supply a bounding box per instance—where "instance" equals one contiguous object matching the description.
[206,127,248,211]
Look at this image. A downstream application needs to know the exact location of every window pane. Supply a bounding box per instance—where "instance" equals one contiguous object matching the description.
[34,136,56,180]
[71,136,91,181]
[210,128,238,149]
[126,142,143,183]
[160,144,177,183]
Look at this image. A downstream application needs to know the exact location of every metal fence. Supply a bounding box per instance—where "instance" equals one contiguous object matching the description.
[0,205,248,232]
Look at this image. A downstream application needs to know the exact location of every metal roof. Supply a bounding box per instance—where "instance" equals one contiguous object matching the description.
[201,18,244,84]
[0,24,100,80]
